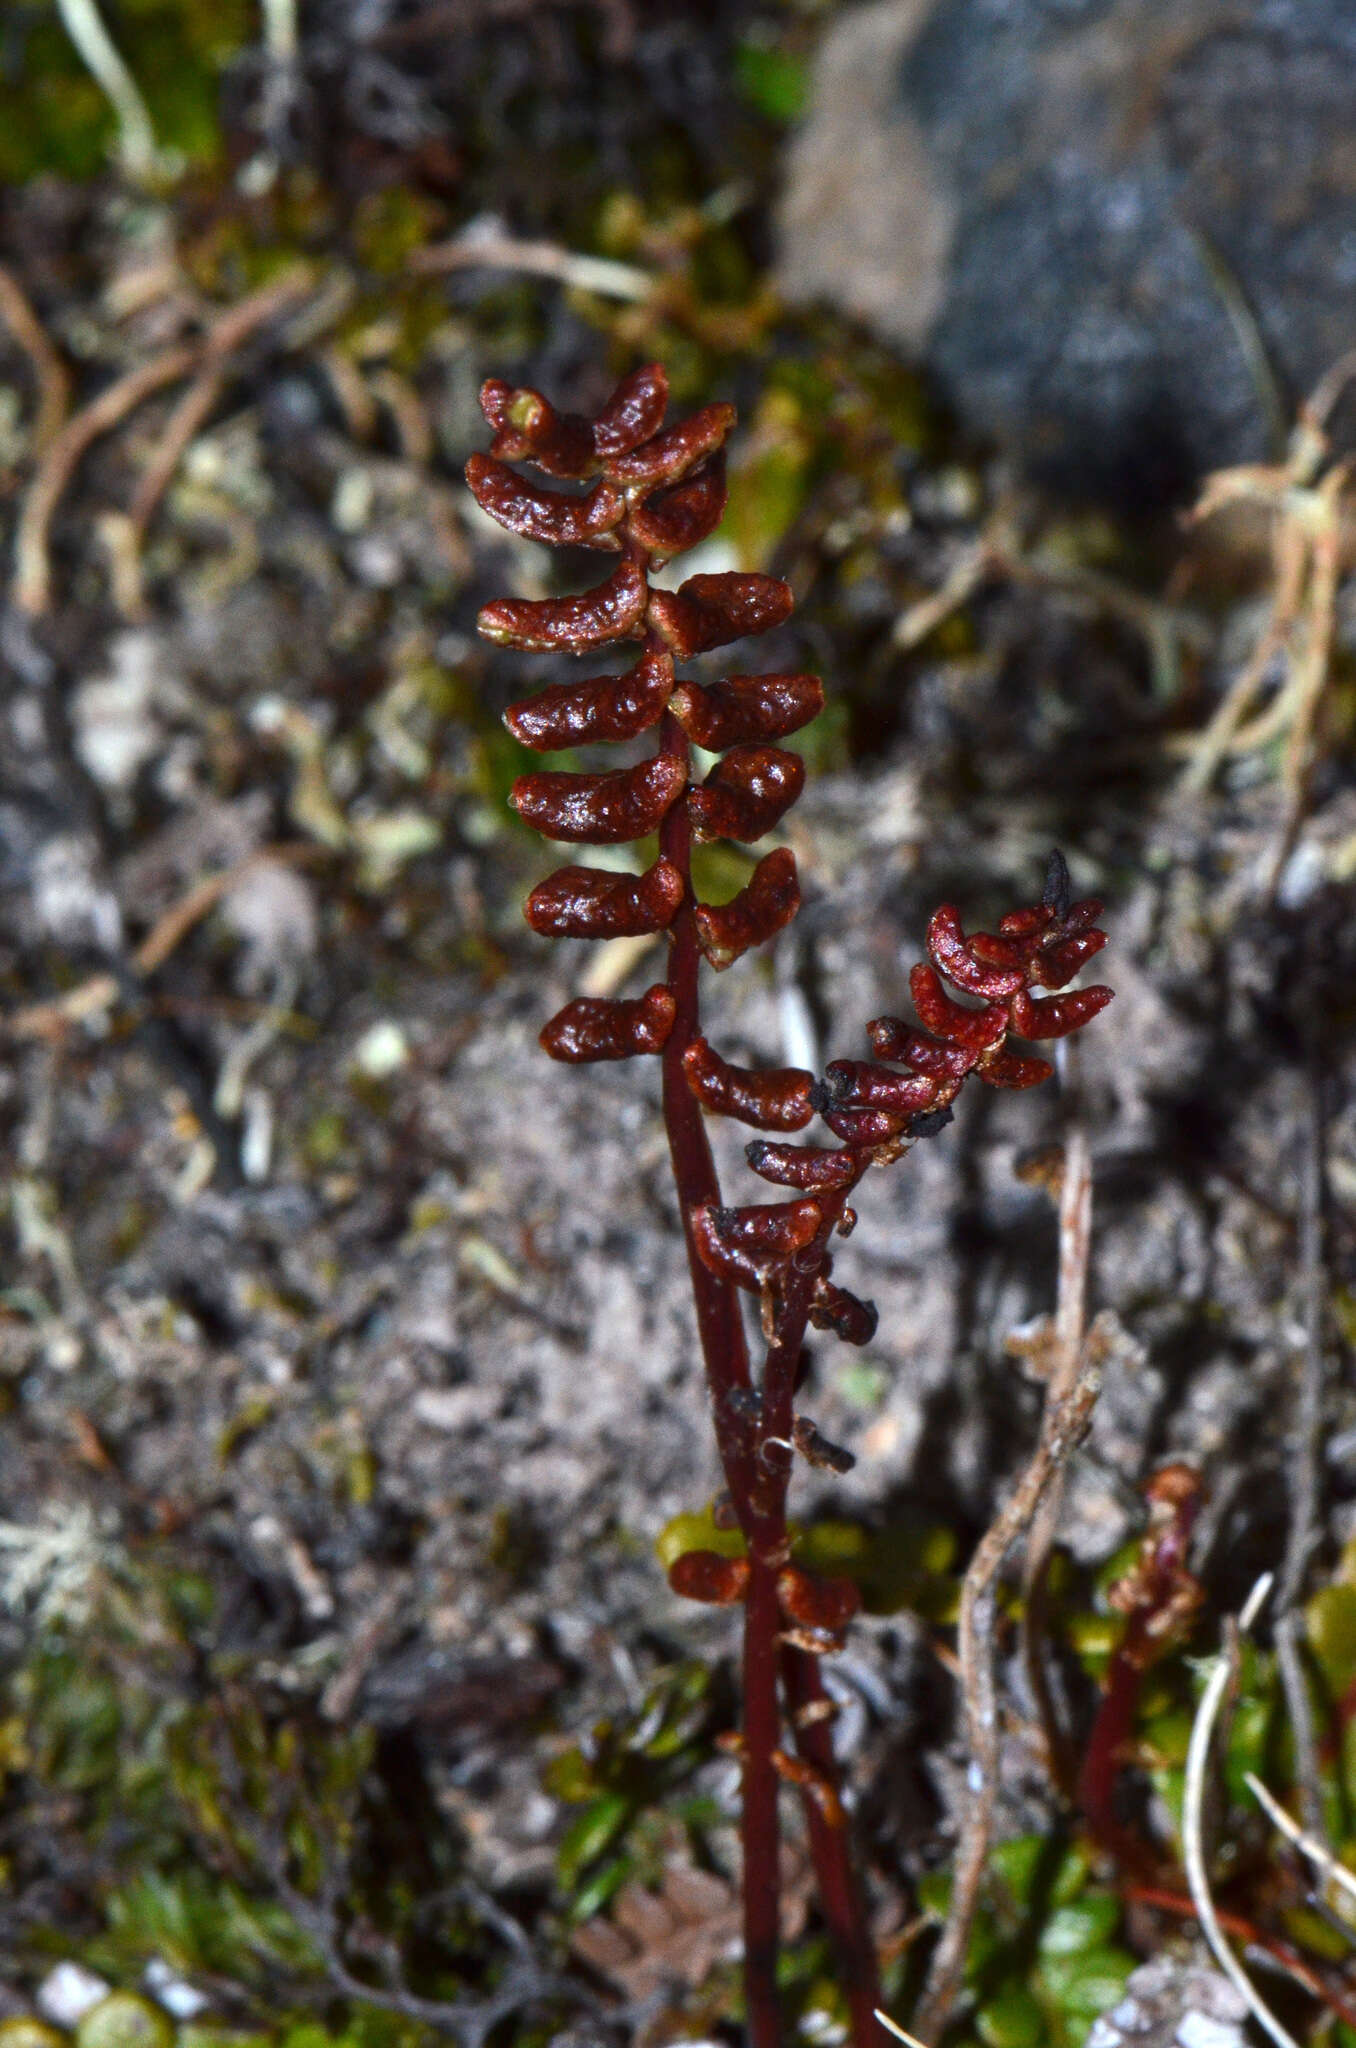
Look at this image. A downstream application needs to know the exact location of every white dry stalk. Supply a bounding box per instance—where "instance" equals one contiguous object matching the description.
[260,0,299,63]
[1245,1771,1356,1914]
[214,965,299,1120]
[410,219,654,303]
[874,2012,929,2048]
[54,0,159,181]
[1182,1572,1302,2048]
[892,542,988,652]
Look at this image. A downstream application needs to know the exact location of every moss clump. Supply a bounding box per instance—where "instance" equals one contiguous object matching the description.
[0,1,252,182]
[75,1996,174,2048]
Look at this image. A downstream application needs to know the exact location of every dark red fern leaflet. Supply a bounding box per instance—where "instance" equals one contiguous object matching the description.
[504,649,673,748]
[470,362,799,1070]
[471,362,1114,2048]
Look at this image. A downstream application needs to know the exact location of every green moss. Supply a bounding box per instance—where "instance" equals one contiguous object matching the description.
[76,1999,173,2048]
[732,41,810,126]
[303,1108,350,1168]
[0,1,252,182]
[350,190,445,277]
[0,2023,67,2048]
[1307,1582,1356,1691]
[976,1984,1045,2048]
[93,1869,319,1985]
[725,387,814,569]
[485,1501,548,1586]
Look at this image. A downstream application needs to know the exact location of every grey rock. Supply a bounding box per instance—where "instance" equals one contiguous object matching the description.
[1086,1953,1247,2046]
[779,0,1356,499]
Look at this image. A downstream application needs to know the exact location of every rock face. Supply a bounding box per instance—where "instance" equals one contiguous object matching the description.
[778,0,1356,502]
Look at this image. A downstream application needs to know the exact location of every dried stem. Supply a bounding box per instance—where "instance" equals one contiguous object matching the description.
[116,269,313,615]
[1078,1462,1203,1880]
[410,224,653,301]
[14,344,198,615]
[261,0,300,63]
[782,1647,882,2045]
[749,1190,876,2043]
[1020,1121,1092,1798]
[54,0,160,180]
[0,265,71,453]
[913,1355,1101,2043]
[1246,1772,1356,1911]
[1127,1882,1356,2030]
[653,671,781,2044]
[3,844,321,1042]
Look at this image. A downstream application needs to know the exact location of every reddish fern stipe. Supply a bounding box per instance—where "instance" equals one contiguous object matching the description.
[472,364,1114,2048]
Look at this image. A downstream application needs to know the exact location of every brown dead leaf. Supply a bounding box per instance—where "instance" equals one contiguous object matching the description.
[571,1849,811,2001]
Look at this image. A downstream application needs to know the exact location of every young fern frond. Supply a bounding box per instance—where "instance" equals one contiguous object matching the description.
[471,364,1113,2048]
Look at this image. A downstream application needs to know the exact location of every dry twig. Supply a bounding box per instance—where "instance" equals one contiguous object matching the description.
[1245,1772,1356,1914]
[2,845,320,1043]
[1175,356,1356,885]
[891,542,990,652]
[890,518,1204,700]
[912,1351,1101,2042]
[13,343,198,614]
[54,0,159,180]
[115,269,313,614]
[0,265,71,453]
[1020,1123,1092,1796]
[875,2013,928,2047]
[409,223,653,301]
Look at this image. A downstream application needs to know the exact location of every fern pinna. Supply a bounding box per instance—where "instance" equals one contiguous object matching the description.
[470,362,1112,2048]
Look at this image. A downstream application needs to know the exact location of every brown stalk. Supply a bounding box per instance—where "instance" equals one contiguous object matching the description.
[1020,1122,1092,1800]
[913,1355,1102,2044]
[118,269,313,616]
[13,342,199,615]
[0,262,71,453]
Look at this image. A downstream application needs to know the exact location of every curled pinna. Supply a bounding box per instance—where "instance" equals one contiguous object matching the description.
[469,363,812,1064]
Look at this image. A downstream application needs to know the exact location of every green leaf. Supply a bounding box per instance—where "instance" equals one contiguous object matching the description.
[1307,1584,1356,1690]
[557,1790,630,1888]
[568,1851,633,1925]
[543,1746,597,1804]
[0,2024,68,2048]
[976,1984,1045,2048]
[654,1506,747,1570]
[1038,1895,1121,1958]
[794,1520,871,1575]
[989,1834,1045,1906]
[1222,1691,1272,1803]
[733,42,809,125]
[836,1361,889,1411]
[1039,1944,1136,2021]
[989,1835,1088,1914]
